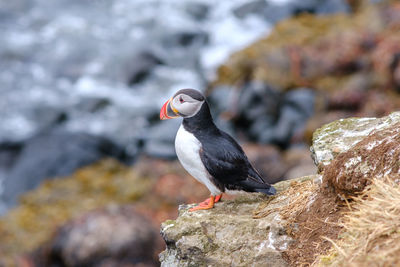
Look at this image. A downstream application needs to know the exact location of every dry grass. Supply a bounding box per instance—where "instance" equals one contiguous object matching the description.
[253,178,319,221]
[315,176,400,267]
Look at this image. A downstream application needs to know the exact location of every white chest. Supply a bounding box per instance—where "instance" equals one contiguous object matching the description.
[175,124,221,195]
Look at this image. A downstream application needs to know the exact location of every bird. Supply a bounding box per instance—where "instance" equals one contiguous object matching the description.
[160,88,276,211]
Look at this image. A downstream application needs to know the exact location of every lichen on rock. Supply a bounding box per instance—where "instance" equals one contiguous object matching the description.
[159,191,291,267]
[311,111,400,168]
[159,176,322,267]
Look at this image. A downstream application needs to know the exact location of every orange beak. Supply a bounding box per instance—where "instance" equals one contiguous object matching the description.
[160,98,179,120]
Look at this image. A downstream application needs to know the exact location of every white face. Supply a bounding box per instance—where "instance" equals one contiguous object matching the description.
[171,93,204,118]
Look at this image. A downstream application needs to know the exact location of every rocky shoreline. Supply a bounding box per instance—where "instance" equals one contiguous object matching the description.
[1,1,400,266]
[0,0,352,213]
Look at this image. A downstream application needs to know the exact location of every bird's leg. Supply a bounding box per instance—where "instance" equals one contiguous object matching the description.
[197,194,223,206]
[189,194,222,212]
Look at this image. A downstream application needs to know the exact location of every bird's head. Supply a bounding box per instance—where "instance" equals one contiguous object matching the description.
[160,89,205,120]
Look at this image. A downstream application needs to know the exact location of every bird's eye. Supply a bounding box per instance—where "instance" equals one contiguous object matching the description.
[179,97,184,103]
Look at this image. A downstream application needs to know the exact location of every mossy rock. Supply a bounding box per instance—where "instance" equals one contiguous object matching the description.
[212,4,392,92]
[0,159,153,266]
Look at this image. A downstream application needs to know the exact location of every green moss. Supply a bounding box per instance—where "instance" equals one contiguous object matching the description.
[164,219,176,226]
[318,251,338,265]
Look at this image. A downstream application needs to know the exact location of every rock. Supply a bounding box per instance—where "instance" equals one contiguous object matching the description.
[206,85,234,116]
[311,111,400,168]
[323,120,400,195]
[327,88,367,111]
[259,88,315,147]
[233,0,269,19]
[237,82,281,125]
[162,31,208,48]
[233,0,349,22]
[157,110,400,265]
[184,2,209,20]
[290,0,349,15]
[0,158,210,266]
[125,52,164,86]
[283,146,317,180]
[242,144,288,184]
[2,128,127,208]
[34,205,158,267]
[159,191,291,267]
[390,52,400,92]
[142,119,181,159]
[0,142,23,213]
[209,85,314,148]
[75,97,111,113]
[214,3,400,127]
[0,142,22,171]
[284,88,315,119]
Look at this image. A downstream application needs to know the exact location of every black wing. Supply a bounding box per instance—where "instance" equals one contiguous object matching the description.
[199,131,275,195]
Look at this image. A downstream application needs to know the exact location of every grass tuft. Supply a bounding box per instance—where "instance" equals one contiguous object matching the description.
[315,176,400,266]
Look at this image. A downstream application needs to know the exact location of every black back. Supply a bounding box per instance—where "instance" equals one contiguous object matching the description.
[182,101,274,194]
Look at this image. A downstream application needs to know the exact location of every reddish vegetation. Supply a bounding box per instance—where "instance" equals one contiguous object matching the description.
[261,178,345,267]
[284,121,400,266]
[282,189,346,266]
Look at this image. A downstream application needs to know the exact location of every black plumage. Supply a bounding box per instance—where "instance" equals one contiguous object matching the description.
[182,98,276,195]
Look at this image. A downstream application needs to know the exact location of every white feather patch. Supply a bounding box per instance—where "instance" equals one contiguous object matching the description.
[175,124,221,195]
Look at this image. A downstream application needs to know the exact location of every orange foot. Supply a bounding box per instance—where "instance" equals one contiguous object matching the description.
[189,194,222,212]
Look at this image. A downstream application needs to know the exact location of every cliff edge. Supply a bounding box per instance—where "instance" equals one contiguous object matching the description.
[160,111,400,266]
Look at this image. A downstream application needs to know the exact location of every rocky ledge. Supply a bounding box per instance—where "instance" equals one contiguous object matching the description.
[159,176,316,267]
[159,182,295,267]
[160,111,400,266]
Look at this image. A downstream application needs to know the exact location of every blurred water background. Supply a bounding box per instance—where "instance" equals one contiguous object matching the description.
[0,0,349,213]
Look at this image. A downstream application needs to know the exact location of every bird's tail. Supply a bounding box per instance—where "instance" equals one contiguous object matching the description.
[255,185,276,195]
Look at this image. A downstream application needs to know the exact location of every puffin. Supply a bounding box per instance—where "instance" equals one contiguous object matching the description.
[160,88,276,211]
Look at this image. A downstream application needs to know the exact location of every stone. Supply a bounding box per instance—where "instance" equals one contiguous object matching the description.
[323,120,400,195]
[237,82,281,124]
[258,88,315,147]
[2,128,127,208]
[142,119,181,159]
[184,2,209,20]
[160,192,290,267]
[75,97,111,113]
[33,205,157,267]
[162,31,208,48]
[242,144,288,184]
[209,85,314,148]
[206,85,233,116]
[290,0,349,15]
[311,111,400,168]
[233,0,269,19]
[125,52,164,85]
[283,146,317,180]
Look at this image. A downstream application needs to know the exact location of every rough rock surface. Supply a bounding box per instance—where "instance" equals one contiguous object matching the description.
[34,205,157,267]
[159,180,302,267]
[311,111,400,168]
[324,120,400,195]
